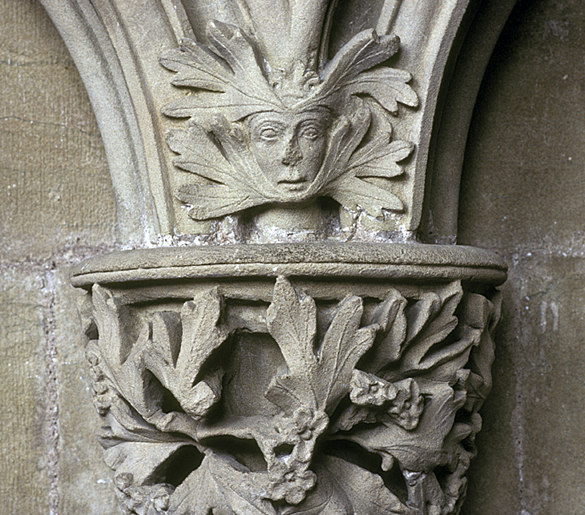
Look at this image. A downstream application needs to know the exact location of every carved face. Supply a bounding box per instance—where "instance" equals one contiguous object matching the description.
[247,110,331,201]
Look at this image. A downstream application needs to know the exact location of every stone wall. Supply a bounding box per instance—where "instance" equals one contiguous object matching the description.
[0,0,583,513]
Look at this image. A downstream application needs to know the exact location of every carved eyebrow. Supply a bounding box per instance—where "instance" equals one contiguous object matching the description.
[253,120,287,132]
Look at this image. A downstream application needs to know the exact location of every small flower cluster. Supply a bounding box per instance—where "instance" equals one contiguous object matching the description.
[114,472,173,515]
[350,370,424,430]
[264,407,328,504]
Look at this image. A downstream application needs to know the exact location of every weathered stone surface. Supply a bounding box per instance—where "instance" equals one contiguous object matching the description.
[459,1,585,513]
[79,255,502,515]
[0,269,51,514]
[54,270,120,514]
[0,0,116,263]
[3,0,585,513]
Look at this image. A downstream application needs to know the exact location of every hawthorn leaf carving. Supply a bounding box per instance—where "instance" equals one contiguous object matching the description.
[91,285,163,423]
[361,288,408,372]
[343,384,466,473]
[266,277,378,415]
[171,453,276,515]
[143,287,229,421]
[320,456,413,515]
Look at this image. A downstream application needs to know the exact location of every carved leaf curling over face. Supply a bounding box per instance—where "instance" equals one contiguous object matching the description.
[160,21,418,221]
[87,278,500,515]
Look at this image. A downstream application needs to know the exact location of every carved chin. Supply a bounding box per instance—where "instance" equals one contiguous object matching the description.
[273,182,315,203]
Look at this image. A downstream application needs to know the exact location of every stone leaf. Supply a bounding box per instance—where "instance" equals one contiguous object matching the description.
[349,134,414,179]
[319,456,412,515]
[327,175,404,217]
[143,288,229,420]
[342,68,419,115]
[387,282,467,380]
[167,124,270,220]
[91,285,163,422]
[344,383,466,473]
[266,277,377,415]
[361,288,408,373]
[314,106,371,190]
[170,453,276,515]
[160,21,284,123]
[176,182,264,220]
[166,125,239,186]
[306,29,417,116]
[104,441,190,488]
[460,291,501,413]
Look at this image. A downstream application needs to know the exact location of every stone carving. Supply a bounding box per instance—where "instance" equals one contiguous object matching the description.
[160,18,417,222]
[84,274,500,515]
[46,0,508,512]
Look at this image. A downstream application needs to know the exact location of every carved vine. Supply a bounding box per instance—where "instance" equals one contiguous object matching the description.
[86,277,500,515]
[159,21,418,221]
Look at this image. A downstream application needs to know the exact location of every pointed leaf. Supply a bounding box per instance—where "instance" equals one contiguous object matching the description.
[350,138,414,178]
[177,287,228,383]
[266,277,319,410]
[320,456,411,515]
[361,289,408,373]
[207,21,283,109]
[316,107,371,189]
[343,69,418,114]
[159,39,232,92]
[398,283,463,376]
[177,183,264,220]
[319,30,400,98]
[317,296,377,412]
[328,176,404,217]
[166,127,237,185]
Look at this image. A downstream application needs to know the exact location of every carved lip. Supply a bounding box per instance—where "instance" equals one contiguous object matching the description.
[277,179,309,191]
[70,242,507,288]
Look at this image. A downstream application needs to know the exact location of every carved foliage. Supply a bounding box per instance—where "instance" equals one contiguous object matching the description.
[86,278,500,515]
[160,22,418,220]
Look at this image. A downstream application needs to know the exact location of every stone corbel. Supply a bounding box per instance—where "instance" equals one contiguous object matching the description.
[41,1,510,513]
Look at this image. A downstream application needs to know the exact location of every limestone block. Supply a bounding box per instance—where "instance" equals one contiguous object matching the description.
[54,269,120,514]
[0,269,51,514]
[0,0,116,263]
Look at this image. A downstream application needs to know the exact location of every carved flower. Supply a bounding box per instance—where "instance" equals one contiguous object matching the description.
[267,467,317,505]
[350,370,398,406]
[384,378,424,431]
[349,370,424,431]
[264,407,329,503]
[115,473,173,515]
[293,407,328,442]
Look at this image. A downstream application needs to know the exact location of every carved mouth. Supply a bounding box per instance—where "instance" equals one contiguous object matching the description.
[278,179,309,192]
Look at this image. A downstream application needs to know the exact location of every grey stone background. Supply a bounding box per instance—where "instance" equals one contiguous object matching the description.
[1,0,584,513]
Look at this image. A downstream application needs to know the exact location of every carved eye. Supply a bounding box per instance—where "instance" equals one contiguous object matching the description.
[258,126,280,141]
[299,124,323,140]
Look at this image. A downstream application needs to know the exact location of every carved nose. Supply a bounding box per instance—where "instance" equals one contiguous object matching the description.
[281,139,302,166]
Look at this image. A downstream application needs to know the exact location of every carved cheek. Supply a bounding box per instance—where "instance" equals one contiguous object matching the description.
[299,137,326,172]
